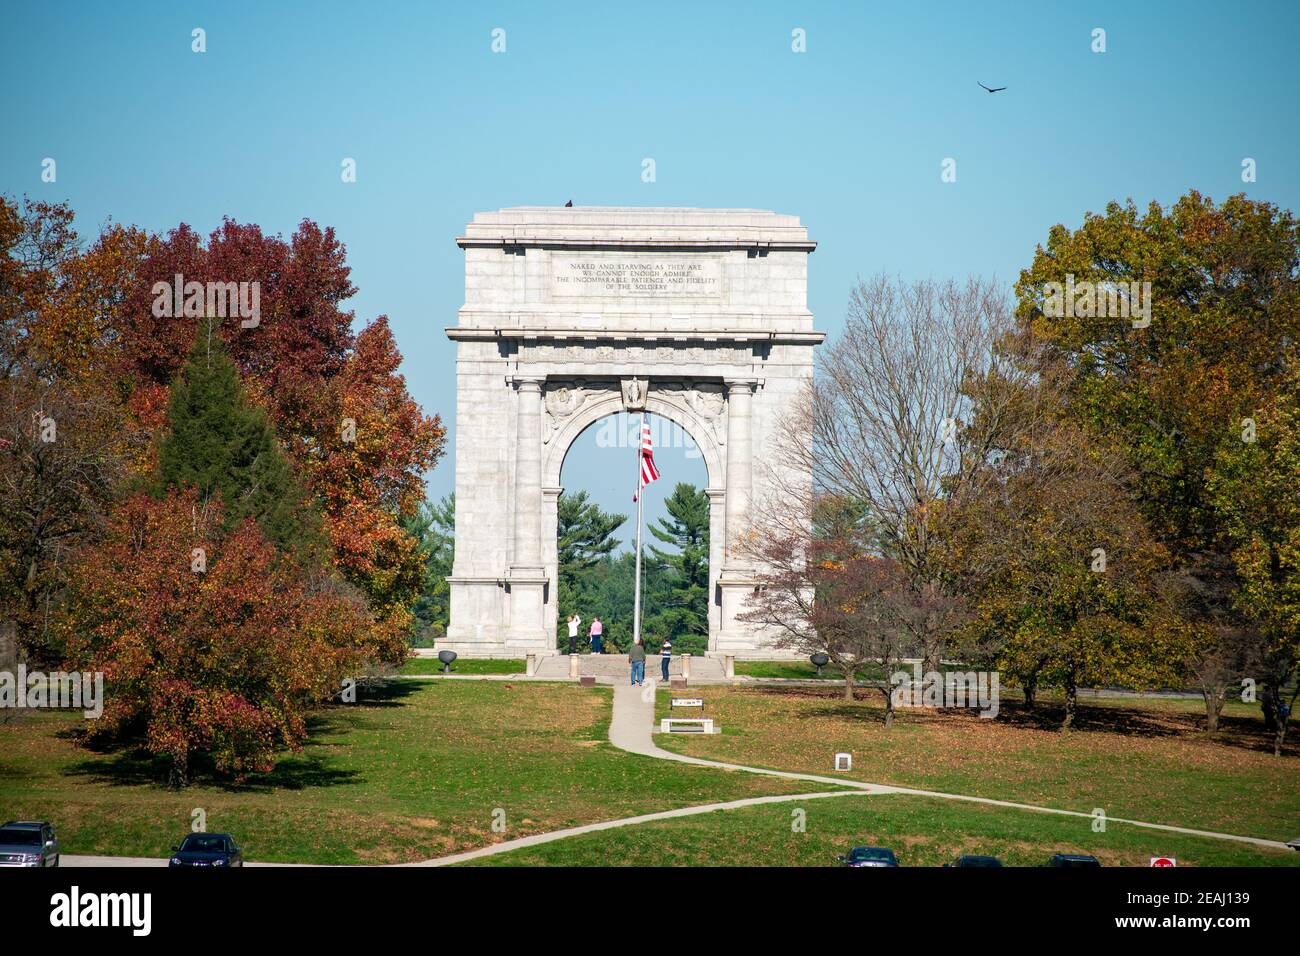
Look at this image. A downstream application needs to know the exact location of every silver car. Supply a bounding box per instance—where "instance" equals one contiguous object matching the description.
[0,821,60,867]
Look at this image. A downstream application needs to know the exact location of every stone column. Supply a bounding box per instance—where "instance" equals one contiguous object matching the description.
[723,379,756,566]
[513,378,544,570]
[541,485,563,651]
[704,487,726,649]
[506,377,548,649]
[717,379,759,654]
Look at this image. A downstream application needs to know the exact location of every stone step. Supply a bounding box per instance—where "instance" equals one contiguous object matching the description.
[532,653,723,680]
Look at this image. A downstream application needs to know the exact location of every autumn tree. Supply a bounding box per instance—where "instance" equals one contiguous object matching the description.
[953,420,1181,729]
[1014,191,1300,729]
[118,218,445,630]
[742,497,914,717]
[0,197,145,662]
[1207,377,1300,754]
[60,489,368,787]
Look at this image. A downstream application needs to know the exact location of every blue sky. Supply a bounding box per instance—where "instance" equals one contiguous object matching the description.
[4,0,1298,548]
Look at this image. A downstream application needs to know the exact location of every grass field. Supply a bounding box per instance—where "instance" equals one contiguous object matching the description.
[734,660,965,681]
[0,681,808,864]
[654,686,1300,843]
[469,792,1300,866]
[396,657,525,675]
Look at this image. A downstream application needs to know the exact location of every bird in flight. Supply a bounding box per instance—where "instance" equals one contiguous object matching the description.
[564,199,573,207]
[978,81,1007,93]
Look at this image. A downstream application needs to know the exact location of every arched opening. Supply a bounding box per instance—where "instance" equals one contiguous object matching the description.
[546,403,723,657]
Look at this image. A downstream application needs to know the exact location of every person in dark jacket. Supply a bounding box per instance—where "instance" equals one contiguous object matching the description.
[629,637,646,686]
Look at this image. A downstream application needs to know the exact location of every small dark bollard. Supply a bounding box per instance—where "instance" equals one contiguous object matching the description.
[810,653,829,677]
[438,650,458,674]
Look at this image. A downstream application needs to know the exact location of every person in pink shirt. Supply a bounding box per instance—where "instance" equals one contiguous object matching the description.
[589,617,604,654]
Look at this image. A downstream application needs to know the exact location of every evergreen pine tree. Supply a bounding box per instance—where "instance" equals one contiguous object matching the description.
[157,319,321,557]
[644,482,710,653]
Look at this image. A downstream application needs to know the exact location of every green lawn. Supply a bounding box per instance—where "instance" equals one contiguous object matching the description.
[654,686,1300,843]
[734,660,970,681]
[0,681,808,864]
[397,657,525,675]
[469,792,1300,867]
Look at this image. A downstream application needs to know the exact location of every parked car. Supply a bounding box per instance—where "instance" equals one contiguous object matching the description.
[169,833,243,867]
[1047,853,1101,868]
[838,846,899,867]
[945,854,1002,867]
[0,821,60,867]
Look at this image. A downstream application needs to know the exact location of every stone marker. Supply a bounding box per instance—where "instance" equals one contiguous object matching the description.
[569,654,580,678]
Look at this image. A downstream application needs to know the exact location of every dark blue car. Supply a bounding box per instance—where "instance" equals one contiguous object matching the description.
[169,833,243,868]
[838,846,899,867]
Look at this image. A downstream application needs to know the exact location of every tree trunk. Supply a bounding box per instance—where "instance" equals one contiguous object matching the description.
[883,689,894,728]
[168,750,189,789]
[1061,678,1077,732]
[1274,695,1293,756]
[923,646,940,679]
[1262,690,1279,733]
[843,669,855,701]
[1201,683,1225,732]
[1023,674,1038,710]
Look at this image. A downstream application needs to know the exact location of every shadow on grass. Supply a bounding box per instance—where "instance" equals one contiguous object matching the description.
[746,685,1295,756]
[59,679,426,791]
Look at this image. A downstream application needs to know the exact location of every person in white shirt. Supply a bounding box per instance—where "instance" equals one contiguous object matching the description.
[566,614,582,654]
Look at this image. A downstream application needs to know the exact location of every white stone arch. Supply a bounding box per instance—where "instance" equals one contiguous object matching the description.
[441,206,822,659]
[540,387,727,650]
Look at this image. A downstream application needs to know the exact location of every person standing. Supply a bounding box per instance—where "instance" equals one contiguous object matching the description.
[660,639,672,682]
[629,637,646,686]
[590,617,603,654]
[567,614,582,654]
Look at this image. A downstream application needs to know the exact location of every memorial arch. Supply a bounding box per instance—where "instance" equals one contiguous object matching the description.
[441,208,822,658]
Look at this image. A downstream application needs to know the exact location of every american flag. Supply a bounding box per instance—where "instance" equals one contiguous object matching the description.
[633,417,660,501]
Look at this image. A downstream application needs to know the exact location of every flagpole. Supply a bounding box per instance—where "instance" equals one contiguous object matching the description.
[633,411,645,650]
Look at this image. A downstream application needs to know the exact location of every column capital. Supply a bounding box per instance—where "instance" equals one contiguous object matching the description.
[723,377,760,395]
[510,375,546,392]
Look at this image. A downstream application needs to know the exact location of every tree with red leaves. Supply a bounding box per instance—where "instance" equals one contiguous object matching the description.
[60,488,370,787]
